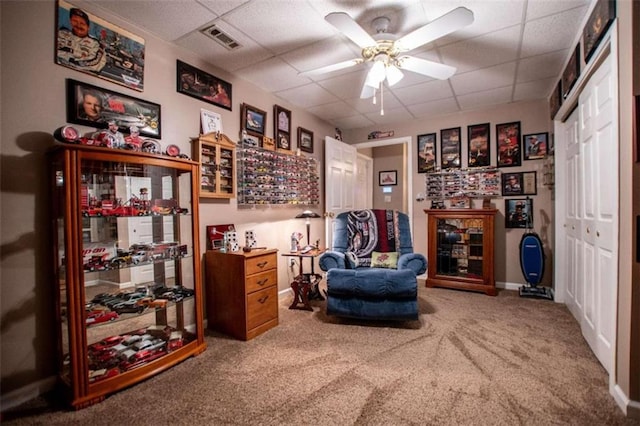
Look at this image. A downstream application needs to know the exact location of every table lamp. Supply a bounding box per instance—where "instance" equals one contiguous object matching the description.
[295,210,321,250]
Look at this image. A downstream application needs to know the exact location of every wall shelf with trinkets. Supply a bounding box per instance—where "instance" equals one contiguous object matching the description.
[237,143,320,206]
[191,132,236,199]
[425,168,501,200]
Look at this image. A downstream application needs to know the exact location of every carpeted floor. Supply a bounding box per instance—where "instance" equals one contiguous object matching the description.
[4,285,639,425]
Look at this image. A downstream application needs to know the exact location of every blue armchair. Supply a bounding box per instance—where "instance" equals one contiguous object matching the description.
[319,209,427,320]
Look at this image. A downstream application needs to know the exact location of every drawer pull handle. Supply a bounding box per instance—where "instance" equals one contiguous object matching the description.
[257,261,268,269]
[257,278,269,286]
[258,295,269,304]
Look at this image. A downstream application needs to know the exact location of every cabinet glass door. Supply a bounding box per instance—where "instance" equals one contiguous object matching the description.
[436,217,484,280]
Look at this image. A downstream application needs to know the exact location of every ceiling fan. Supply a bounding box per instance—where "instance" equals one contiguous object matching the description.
[300,7,474,100]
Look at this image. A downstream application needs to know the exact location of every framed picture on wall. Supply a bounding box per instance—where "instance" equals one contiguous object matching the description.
[583,0,616,63]
[440,127,461,169]
[379,170,397,186]
[177,60,232,110]
[417,133,437,173]
[523,132,548,160]
[467,123,490,168]
[549,81,562,120]
[66,78,161,138]
[298,127,314,153]
[505,198,533,229]
[561,44,580,99]
[496,121,521,167]
[55,0,145,91]
[241,103,266,137]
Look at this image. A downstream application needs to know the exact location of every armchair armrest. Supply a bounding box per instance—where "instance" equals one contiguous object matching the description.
[319,250,347,271]
[398,253,427,275]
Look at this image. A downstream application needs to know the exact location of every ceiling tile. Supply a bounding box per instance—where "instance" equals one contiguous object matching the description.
[392,79,453,106]
[450,62,517,96]
[197,0,251,16]
[517,49,568,83]
[223,1,333,55]
[520,6,588,58]
[280,36,360,78]
[332,114,376,130]
[307,101,359,121]
[275,83,339,109]
[317,71,370,101]
[457,86,513,109]
[344,93,403,114]
[95,0,217,41]
[175,22,273,72]
[235,57,309,92]
[365,106,414,126]
[439,25,521,74]
[513,77,556,101]
[526,0,590,21]
[406,97,460,118]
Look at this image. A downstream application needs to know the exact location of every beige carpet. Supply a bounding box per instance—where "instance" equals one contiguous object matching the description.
[4,285,639,425]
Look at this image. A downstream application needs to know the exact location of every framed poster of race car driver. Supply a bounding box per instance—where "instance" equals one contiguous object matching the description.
[55,0,146,91]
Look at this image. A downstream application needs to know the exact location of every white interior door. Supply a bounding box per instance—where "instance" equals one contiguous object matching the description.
[324,136,357,248]
[577,53,618,373]
[555,53,618,374]
[355,153,373,210]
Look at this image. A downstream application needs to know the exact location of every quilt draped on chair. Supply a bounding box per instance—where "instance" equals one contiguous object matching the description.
[346,209,400,267]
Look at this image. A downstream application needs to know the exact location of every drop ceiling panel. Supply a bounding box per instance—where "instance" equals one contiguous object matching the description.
[197,0,251,17]
[365,106,414,126]
[457,86,513,109]
[94,0,218,41]
[234,57,309,92]
[517,49,568,83]
[222,1,334,55]
[345,93,403,114]
[451,62,517,96]
[280,36,360,77]
[520,7,588,58]
[407,97,460,118]
[513,77,556,101]
[275,84,339,109]
[307,101,359,121]
[317,72,371,101]
[332,114,376,130]
[526,0,590,21]
[176,22,272,72]
[439,25,521,74]
[392,79,454,106]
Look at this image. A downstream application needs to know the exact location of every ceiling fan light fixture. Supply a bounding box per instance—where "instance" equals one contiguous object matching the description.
[385,64,403,86]
[365,60,386,87]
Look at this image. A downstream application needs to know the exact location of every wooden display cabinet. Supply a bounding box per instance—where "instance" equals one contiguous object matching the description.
[50,144,206,409]
[205,249,279,340]
[424,209,498,296]
[191,132,236,199]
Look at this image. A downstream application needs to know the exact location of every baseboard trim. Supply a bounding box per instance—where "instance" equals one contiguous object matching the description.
[496,281,520,291]
[1,376,56,413]
[613,384,640,419]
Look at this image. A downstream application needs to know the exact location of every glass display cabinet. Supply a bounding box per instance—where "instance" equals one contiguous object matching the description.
[50,144,206,409]
[191,132,236,199]
[424,209,498,296]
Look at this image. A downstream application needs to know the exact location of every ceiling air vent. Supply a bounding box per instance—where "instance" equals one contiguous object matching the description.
[200,25,241,51]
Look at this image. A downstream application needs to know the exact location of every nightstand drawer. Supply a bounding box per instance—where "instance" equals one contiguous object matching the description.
[246,253,276,276]
[247,286,278,330]
[246,269,277,294]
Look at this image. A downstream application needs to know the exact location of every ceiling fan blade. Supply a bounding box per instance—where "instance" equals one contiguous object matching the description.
[299,58,363,77]
[325,12,376,48]
[397,56,457,80]
[396,7,474,51]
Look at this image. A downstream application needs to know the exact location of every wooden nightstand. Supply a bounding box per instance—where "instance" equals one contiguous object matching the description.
[205,248,278,340]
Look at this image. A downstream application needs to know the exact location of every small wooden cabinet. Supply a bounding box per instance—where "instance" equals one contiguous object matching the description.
[192,132,236,199]
[205,249,279,340]
[424,209,498,296]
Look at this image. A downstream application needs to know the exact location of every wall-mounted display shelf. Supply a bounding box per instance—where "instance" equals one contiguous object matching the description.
[426,168,501,199]
[237,143,320,206]
[50,144,206,409]
[191,132,236,199]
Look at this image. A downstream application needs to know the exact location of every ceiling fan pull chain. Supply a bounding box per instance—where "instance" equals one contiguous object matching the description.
[380,81,384,116]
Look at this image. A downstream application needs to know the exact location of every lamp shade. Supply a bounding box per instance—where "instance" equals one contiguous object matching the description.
[295,210,321,219]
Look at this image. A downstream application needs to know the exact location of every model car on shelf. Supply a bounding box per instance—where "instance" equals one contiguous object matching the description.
[88,367,120,383]
[120,347,167,371]
[105,292,147,310]
[85,310,119,326]
[83,254,111,272]
[113,303,146,315]
[135,297,168,310]
[89,335,125,354]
